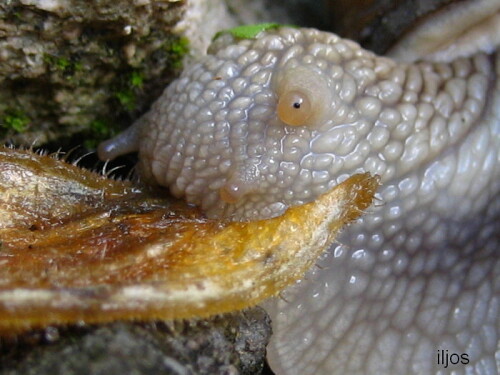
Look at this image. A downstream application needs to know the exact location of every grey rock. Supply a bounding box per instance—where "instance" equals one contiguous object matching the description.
[323,0,456,53]
[0,307,272,375]
[0,0,187,145]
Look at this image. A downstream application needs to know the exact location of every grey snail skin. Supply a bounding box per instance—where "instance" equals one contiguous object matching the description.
[99,8,500,374]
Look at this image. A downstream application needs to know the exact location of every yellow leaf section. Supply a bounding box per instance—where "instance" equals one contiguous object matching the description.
[0,147,379,333]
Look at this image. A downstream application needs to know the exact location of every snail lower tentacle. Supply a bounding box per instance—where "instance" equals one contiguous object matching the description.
[97,119,142,161]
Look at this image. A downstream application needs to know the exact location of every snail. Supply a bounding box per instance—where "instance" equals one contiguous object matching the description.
[98,26,393,221]
[98,4,500,375]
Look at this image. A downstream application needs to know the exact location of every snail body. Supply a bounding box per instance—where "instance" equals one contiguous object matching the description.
[99,21,500,375]
[99,27,492,223]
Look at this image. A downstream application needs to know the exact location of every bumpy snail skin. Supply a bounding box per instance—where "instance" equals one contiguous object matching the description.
[100,27,491,223]
[99,24,500,375]
[388,0,500,62]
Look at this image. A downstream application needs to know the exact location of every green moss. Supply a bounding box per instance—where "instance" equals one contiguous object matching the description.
[165,36,190,70]
[115,90,136,110]
[44,54,83,78]
[129,71,144,88]
[169,36,190,56]
[83,119,115,149]
[73,61,83,72]
[111,37,189,113]
[55,57,71,70]
[89,119,110,137]
[83,138,97,150]
[113,71,144,111]
[1,109,30,133]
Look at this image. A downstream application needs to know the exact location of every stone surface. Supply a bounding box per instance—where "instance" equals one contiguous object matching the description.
[0,0,318,149]
[0,307,272,375]
[324,0,457,53]
[0,0,188,146]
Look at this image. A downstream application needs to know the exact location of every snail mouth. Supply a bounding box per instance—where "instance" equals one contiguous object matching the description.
[219,178,255,204]
[219,183,242,204]
[218,163,261,205]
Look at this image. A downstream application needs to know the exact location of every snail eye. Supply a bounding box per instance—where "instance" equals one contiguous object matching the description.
[277,90,313,126]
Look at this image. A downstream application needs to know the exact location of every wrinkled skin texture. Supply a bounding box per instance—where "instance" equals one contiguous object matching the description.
[100,27,404,220]
[99,20,500,375]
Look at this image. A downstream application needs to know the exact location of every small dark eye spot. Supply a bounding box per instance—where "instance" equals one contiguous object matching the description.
[277,91,312,126]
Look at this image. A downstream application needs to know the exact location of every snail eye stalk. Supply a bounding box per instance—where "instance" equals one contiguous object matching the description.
[275,65,332,128]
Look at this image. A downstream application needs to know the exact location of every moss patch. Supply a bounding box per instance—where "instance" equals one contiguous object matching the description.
[165,36,190,70]
[1,109,30,133]
[115,90,136,111]
[83,119,117,149]
[129,71,144,88]
[44,54,83,79]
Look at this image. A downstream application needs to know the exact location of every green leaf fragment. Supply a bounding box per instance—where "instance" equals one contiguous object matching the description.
[214,23,290,41]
